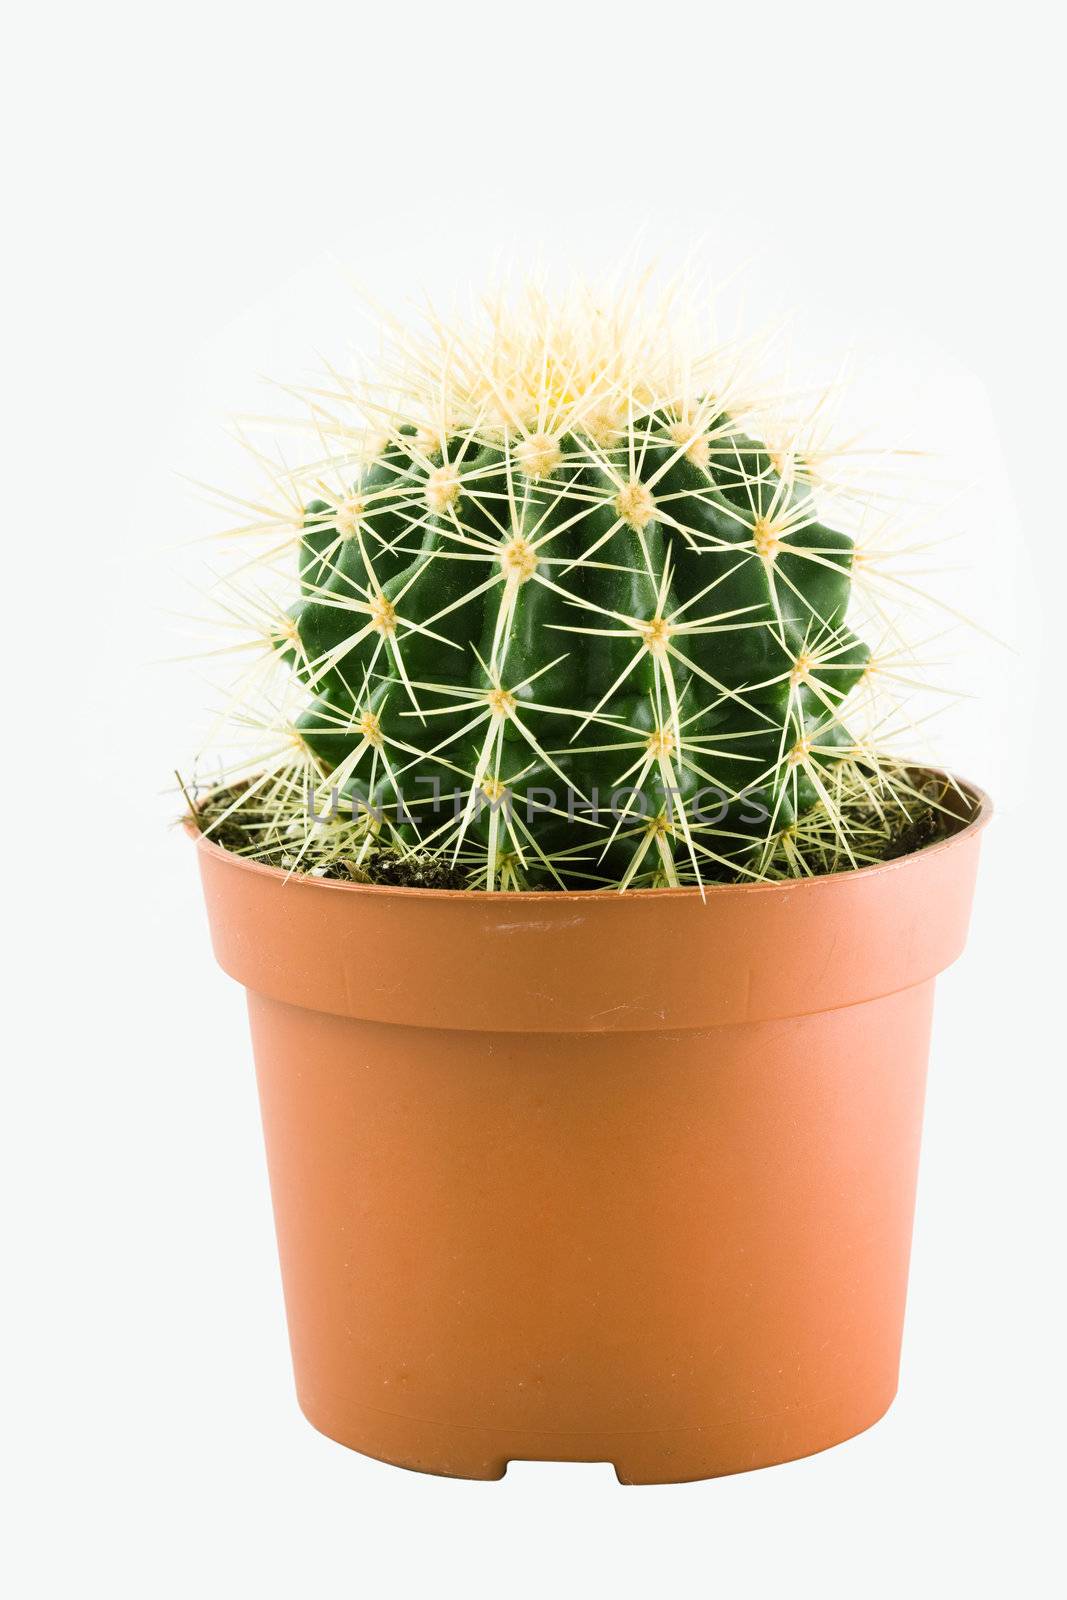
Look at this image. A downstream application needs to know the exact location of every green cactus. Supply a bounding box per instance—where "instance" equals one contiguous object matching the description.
[199,279,920,890]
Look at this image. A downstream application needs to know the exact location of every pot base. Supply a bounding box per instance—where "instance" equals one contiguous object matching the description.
[297,1380,898,1484]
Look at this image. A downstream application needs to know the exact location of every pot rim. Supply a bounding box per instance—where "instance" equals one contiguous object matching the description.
[186,764,992,905]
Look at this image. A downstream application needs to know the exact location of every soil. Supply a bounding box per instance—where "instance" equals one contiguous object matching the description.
[182,769,959,890]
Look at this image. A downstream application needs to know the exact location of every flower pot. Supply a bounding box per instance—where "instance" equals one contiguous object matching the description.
[192,773,989,1483]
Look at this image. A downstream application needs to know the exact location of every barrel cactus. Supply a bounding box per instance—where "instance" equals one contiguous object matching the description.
[199,278,920,890]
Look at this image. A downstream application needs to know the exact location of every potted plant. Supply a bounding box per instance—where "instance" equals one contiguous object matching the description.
[186,276,989,1482]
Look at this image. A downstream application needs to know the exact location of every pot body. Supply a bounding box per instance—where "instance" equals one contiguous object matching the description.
[195,780,988,1482]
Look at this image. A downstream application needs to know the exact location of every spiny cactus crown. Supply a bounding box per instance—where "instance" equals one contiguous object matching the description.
[200,276,923,890]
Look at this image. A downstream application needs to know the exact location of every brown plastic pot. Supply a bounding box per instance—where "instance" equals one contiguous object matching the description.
[193,773,989,1483]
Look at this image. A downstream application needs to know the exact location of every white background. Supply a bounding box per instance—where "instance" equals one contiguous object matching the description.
[4,3,1065,1595]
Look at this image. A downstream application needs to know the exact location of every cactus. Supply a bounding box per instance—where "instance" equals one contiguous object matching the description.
[197,278,932,890]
